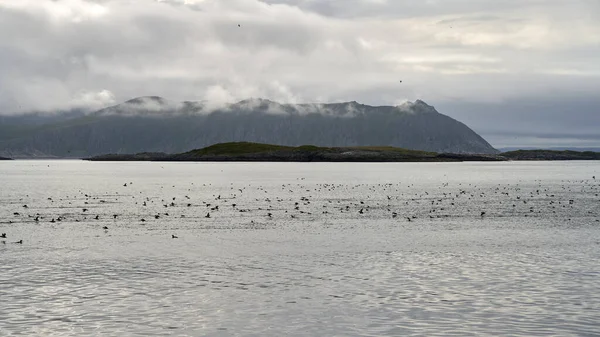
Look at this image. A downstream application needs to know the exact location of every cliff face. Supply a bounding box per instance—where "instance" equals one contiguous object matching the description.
[0,97,498,158]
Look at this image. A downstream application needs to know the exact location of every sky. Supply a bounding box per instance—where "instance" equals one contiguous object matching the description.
[0,0,599,148]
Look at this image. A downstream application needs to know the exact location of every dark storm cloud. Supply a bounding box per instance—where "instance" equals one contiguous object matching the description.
[0,0,599,147]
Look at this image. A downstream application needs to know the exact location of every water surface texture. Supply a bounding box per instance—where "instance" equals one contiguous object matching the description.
[1,161,600,336]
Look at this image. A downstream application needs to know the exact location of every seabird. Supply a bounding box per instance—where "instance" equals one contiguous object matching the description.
[172,234,178,239]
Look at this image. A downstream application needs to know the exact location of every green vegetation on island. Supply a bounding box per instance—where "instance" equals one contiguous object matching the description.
[87,142,503,162]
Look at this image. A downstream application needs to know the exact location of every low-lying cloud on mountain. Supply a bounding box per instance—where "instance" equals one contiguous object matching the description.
[0,98,498,157]
[0,0,598,147]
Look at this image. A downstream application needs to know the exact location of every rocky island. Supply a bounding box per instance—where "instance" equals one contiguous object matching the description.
[501,150,600,161]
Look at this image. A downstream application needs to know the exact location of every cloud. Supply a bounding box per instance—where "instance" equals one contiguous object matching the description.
[0,0,599,146]
[70,89,116,109]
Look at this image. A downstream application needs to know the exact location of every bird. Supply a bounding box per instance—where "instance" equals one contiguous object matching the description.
[205,212,211,218]
[172,234,178,239]
[102,226,108,230]
[238,24,241,27]
[15,240,22,244]
[481,211,486,217]
[0,233,6,238]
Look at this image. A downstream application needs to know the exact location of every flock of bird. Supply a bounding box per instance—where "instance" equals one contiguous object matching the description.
[1,176,599,245]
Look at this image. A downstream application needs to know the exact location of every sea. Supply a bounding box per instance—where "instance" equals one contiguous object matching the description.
[1,160,599,336]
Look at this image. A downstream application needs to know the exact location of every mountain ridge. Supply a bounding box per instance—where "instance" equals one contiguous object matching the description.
[0,97,498,158]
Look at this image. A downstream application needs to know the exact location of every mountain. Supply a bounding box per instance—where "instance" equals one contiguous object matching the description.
[0,97,498,158]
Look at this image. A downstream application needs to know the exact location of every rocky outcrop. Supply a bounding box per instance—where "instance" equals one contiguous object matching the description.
[501,150,600,160]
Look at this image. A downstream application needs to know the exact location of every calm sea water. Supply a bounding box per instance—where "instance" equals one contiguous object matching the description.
[1,160,600,336]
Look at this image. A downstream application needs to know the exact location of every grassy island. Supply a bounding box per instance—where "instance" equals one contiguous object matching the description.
[87,142,504,162]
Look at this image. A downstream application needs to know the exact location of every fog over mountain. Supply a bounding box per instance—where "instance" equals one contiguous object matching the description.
[1,1,599,148]
[0,97,497,158]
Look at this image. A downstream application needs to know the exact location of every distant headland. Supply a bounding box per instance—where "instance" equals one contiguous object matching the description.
[500,149,600,161]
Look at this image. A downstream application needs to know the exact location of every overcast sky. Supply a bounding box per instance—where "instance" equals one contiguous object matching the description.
[1,0,599,147]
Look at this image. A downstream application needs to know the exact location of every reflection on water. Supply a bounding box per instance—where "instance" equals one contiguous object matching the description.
[1,161,599,336]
